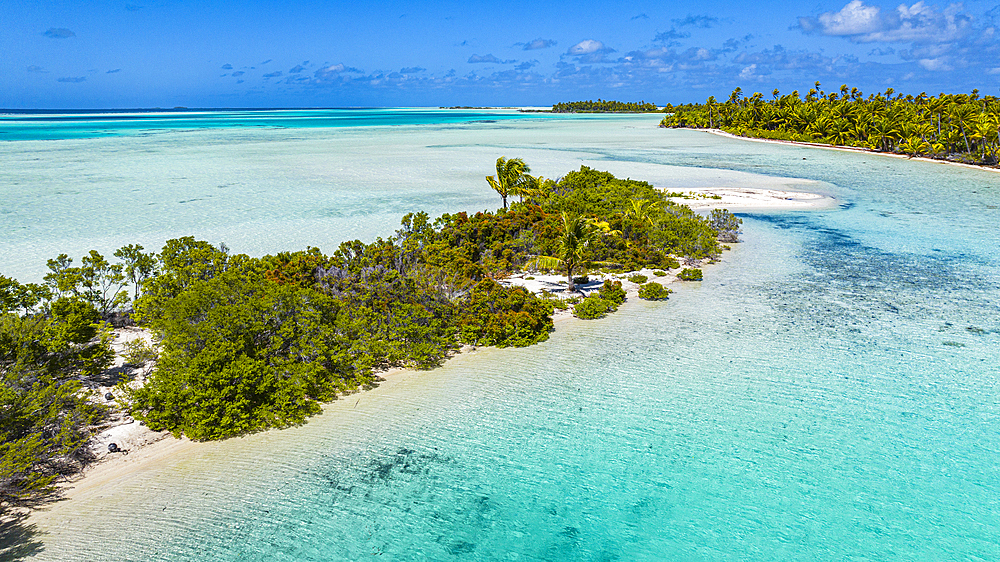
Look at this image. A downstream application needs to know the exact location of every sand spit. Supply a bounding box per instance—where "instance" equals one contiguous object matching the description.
[666,187,838,212]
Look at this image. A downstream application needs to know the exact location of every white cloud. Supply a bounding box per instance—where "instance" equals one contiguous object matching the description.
[918,57,953,70]
[800,0,972,43]
[739,63,757,79]
[568,40,606,55]
[818,0,883,35]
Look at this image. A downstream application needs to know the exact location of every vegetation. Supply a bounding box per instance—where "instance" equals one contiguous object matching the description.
[638,282,672,300]
[573,296,612,319]
[627,274,648,284]
[553,100,660,113]
[678,268,704,281]
[661,85,1000,166]
[0,276,112,514]
[652,270,668,277]
[709,209,743,244]
[0,160,735,505]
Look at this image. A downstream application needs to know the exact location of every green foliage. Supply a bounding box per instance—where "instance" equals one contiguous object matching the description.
[0,312,108,513]
[662,257,681,269]
[0,275,49,315]
[458,280,553,347]
[122,339,157,366]
[129,249,364,440]
[678,268,704,281]
[652,270,668,277]
[552,100,659,113]
[114,244,158,301]
[573,296,612,319]
[638,282,672,300]
[661,86,1000,165]
[598,280,626,307]
[709,209,743,243]
[627,274,648,284]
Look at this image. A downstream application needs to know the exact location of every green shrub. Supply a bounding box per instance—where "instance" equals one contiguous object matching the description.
[573,296,612,319]
[551,299,569,310]
[122,338,158,366]
[459,280,554,348]
[598,280,626,307]
[524,276,535,280]
[627,274,648,284]
[638,282,672,300]
[565,296,581,305]
[662,257,681,269]
[678,268,703,281]
[652,270,667,277]
[572,275,589,285]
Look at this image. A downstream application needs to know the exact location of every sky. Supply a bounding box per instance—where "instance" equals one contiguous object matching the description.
[4,0,1000,108]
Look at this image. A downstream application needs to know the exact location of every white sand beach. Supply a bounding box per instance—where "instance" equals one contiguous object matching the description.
[666,187,838,212]
[704,128,1000,175]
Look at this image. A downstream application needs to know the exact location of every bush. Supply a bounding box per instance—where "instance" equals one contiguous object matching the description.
[122,338,158,366]
[678,268,703,281]
[627,274,648,284]
[638,282,672,300]
[661,257,681,270]
[459,280,554,348]
[598,280,626,306]
[652,270,667,277]
[573,296,612,319]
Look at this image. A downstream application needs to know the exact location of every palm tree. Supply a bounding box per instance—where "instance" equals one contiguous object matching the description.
[528,213,609,292]
[485,157,531,209]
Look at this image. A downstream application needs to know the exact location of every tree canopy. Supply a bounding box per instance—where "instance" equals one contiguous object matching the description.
[661,85,1000,166]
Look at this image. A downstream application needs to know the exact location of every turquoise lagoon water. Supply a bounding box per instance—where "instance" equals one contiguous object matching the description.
[4,111,1000,560]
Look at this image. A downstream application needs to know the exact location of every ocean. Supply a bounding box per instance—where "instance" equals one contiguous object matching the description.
[4,110,1000,560]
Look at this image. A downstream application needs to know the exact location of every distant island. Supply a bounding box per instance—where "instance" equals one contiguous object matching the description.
[551,100,661,113]
[661,84,1000,168]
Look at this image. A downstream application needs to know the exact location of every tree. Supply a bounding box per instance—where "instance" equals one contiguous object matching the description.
[528,213,607,292]
[486,157,531,209]
[115,244,158,301]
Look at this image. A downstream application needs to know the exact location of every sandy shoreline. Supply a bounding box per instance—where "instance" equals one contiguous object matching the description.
[666,187,838,212]
[30,263,712,525]
[703,128,1000,174]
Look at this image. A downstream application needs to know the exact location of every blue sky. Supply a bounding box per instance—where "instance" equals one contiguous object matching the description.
[5,0,999,108]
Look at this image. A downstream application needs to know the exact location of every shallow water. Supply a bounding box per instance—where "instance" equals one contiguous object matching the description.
[7,112,1000,560]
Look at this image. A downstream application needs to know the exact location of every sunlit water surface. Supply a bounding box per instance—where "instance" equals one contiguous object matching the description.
[4,111,999,560]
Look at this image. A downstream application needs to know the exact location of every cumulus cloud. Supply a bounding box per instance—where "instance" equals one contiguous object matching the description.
[567,39,607,55]
[260,59,272,65]
[263,71,283,78]
[289,65,306,73]
[222,64,233,70]
[312,63,364,82]
[107,68,121,73]
[27,65,47,73]
[631,13,649,20]
[515,60,537,71]
[44,28,75,39]
[521,38,556,50]
[400,66,425,73]
[798,0,971,43]
[231,70,245,77]
[565,39,617,63]
[57,76,86,83]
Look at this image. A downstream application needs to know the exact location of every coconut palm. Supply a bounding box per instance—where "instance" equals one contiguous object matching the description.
[486,157,530,209]
[528,213,610,292]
